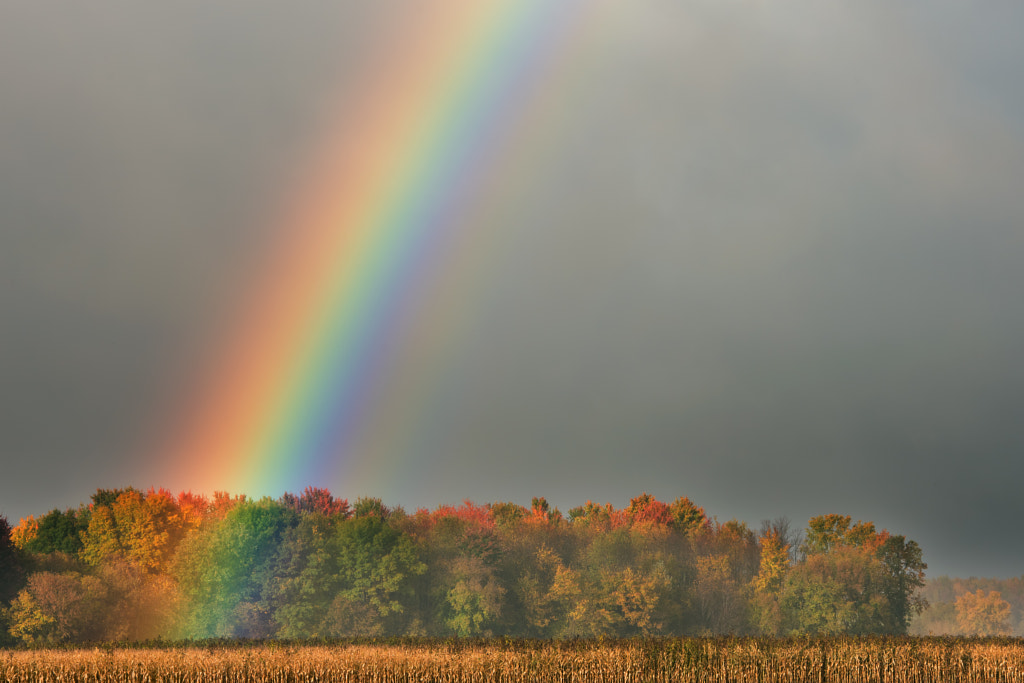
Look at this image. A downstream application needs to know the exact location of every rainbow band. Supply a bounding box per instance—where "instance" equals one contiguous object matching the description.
[166,1,588,496]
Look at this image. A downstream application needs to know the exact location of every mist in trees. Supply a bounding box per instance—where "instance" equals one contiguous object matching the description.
[1,489,931,644]
[911,576,1024,636]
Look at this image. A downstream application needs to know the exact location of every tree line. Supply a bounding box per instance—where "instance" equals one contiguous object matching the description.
[910,575,1024,636]
[0,488,927,644]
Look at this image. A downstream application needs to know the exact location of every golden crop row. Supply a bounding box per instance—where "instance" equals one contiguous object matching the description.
[2,638,1024,683]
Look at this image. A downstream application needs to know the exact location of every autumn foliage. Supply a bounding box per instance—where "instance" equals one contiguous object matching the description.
[0,489,928,644]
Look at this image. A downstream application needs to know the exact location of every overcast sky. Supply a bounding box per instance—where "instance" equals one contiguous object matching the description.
[2,0,1023,578]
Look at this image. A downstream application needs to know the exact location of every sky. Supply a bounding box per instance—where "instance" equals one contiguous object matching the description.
[2,0,1024,579]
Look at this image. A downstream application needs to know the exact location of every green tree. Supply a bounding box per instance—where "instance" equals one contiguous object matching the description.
[489,502,527,529]
[323,516,425,636]
[90,488,139,510]
[793,515,926,635]
[21,509,88,556]
[802,514,853,555]
[443,556,506,636]
[877,535,927,632]
[171,498,296,638]
[352,497,389,519]
[781,545,890,635]
[568,501,613,529]
[5,589,53,644]
[268,514,339,638]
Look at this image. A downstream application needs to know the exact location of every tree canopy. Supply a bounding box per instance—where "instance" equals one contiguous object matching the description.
[1,490,928,643]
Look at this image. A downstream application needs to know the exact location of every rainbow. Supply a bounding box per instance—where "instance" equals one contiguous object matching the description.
[160,1,591,498]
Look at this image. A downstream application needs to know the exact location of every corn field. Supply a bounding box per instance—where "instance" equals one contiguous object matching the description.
[2,637,1023,683]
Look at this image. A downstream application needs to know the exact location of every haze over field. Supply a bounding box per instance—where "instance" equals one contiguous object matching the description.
[2,0,1024,579]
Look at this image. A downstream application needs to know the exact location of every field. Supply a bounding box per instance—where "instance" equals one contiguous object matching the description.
[3,637,1024,683]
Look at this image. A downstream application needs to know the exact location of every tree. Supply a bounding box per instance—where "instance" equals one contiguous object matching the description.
[610,564,673,635]
[794,515,925,635]
[268,514,339,638]
[669,497,710,536]
[324,516,425,636]
[444,556,506,636]
[2,490,942,640]
[96,558,180,641]
[956,590,1012,636]
[0,516,25,604]
[803,514,853,555]
[782,544,894,635]
[877,535,927,632]
[10,517,38,550]
[171,499,296,638]
[489,502,527,529]
[711,520,760,584]
[750,525,791,635]
[176,491,212,530]
[694,554,745,634]
[5,590,53,644]
[512,544,575,637]
[210,491,246,520]
[754,527,791,595]
[21,509,88,556]
[352,497,389,519]
[80,489,185,572]
[568,501,614,529]
[6,572,107,644]
[79,505,120,567]
[565,527,679,636]
[280,487,350,517]
[559,569,618,637]
[528,497,562,525]
[90,488,139,510]
[627,493,673,527]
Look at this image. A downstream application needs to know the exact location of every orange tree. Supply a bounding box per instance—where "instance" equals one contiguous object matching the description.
[956,589,1012,635]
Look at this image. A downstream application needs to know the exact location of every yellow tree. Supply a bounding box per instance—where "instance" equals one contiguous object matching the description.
[80,489,186,572]
[10,517,38,550]
[751,527,791,635]
[610,565,672,635]
[560,570,619,637]
[754,529,790,595]
[956,590,1012,636]
[6,572,108,644]
[79,506,120,566]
